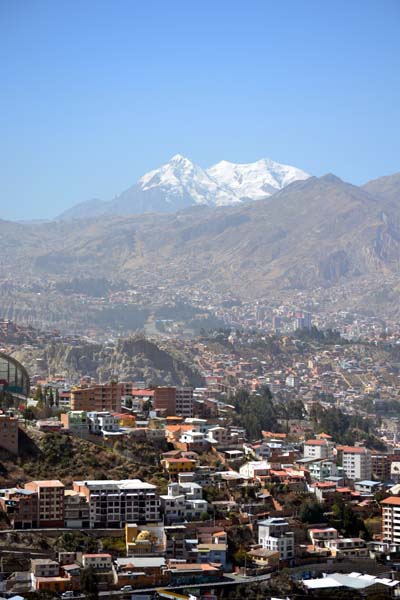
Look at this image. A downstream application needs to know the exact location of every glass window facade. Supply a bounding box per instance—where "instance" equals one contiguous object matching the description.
[0,353,30,398]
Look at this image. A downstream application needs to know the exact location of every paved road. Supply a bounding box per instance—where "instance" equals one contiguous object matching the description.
[64,573,272,599]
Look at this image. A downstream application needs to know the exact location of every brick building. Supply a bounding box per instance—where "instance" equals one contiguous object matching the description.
[153,387,176,417]
[70,382,123,413]
[25,480,65,527]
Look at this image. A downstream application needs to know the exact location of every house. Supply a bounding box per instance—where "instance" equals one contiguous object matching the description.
[87,411,120,434]
[308,527,338,549]
[324,538,368,558]
[354,480,383,495]
[161,457,197,476]
[194,543,227,568]
[239,461,270,479]
[60,411,88,435]
[114,556,169,588]
[82,554,112,571]
[30,559,70,593]
[167,562,223,585]
[247,548,280,570]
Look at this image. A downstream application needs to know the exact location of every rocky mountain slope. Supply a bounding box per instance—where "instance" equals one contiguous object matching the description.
[13,336,204,386]
[0,171,399,316]
[362,171,400,204]
[58,154,310,219]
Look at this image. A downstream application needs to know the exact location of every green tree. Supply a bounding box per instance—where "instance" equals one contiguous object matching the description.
[80,566,99,600]
[34,385,44,402]
[48,388,54,408]
[299,499,325,524]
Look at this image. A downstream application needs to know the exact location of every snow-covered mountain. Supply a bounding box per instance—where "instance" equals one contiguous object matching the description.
[138,154,240,207]
[207,158,310,201]
[58,155,310,219]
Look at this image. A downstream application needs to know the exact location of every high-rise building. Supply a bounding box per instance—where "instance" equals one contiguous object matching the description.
[338,446,372,481]
[175,388,193,418]
[381,497,400,543]
[25,480,65,527]
[153,387,176,416]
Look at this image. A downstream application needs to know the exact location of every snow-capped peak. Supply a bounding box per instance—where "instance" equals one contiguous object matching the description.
[138,155,239,207]
[59,154,311,219]
[137,153,310,209]
[207,158,310,200]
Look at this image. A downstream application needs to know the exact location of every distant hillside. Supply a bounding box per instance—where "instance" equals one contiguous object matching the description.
[1,171,400,318]
[362,171,400,203]
[13,335,204,386]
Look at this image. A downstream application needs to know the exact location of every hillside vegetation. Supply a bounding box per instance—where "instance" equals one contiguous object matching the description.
[0,429,168,487]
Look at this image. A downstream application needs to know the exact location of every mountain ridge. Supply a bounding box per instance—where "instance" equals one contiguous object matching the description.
[57,154,310,220]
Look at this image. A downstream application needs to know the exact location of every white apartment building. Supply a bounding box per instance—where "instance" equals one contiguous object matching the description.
[73,479,160,528]
[258,517,295,560]
[381,497,400,543]
[303,439,335,460]
[339,446,372,481]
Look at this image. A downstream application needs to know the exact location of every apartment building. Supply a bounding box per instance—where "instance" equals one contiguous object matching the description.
[160,482,208,524]
[70,382,123,413]
[338,446,372,481]
[175,387,193,418]
[153,387,176,417]
[64,490,90,528]
[258,517,295,561]
[303,439,334,460]
[0,415,19,455]
[73,479,160,528]
[381,497,400,543]
[308,460,339,482]
[25,480,65,527]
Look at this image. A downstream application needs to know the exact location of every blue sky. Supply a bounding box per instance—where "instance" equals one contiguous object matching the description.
[1,0,399,220]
